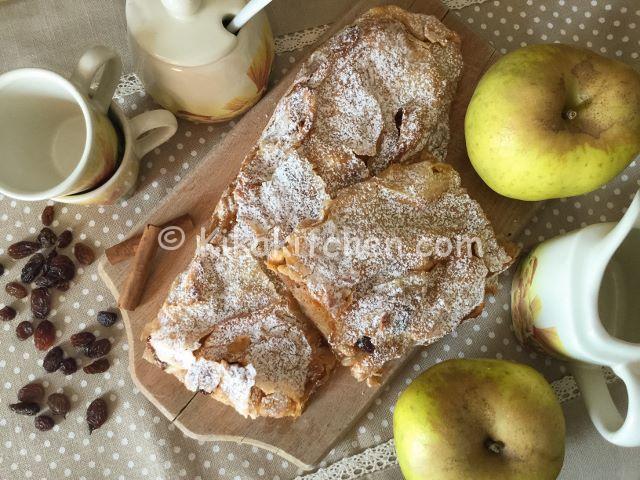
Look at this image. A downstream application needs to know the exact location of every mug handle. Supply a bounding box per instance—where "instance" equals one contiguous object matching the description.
[71,46,122,114]
[572,362,640,447]
[129,110,178,158]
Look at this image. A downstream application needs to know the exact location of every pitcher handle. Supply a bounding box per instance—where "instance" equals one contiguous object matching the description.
[129,110,178,158]
[634,190,640,229]
[71,46,122,114]
[572,362,640,447]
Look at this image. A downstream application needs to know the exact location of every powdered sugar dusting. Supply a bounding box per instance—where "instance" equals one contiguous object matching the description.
[235,147,330,242]
[192,303,315,416]
[149,6,485,413]
[185,359,258,417]
[341,255,489,381]
[180,302,322,418]
[149,244,282,370]
[152,242,331,418]
[208,5,464,252]
[273,162,513,381]
[276,163,509,311]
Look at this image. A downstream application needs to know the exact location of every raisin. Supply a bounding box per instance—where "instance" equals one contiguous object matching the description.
[34,275,58,288]
[21,253,45,283]
[38,251,58,284]
[47,393,70,417]
[6,281,28,299]
[60,357,78,375]
[86,338,111,358]
[355,336,375,354]
[0,264,4,276]
[35,415,55,431]
[97,311,118,328]
[9,402,41,416]
[16,320,34,340]
[47,255,75,282]
[42,248,58,273]
[56,282,70,292]
[394,107,404,132]
[31,287,51,319]
[73,243,95,266]
[0,305,17,321]
[37,228,57,249]
[34,320,56,351]
[70,331,96,349]
[78,344,91,356]
[83,358,110,374]
[43,346,64,373]
[86,397,108,433]
[7,241,41,259]
[42,249,57,275]
[57,230,73,249]
[41,206,55,226]
[18,383,45,403]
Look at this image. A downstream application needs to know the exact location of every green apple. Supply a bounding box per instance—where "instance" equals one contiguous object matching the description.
[393,359,565,480]
[465,44,640,201]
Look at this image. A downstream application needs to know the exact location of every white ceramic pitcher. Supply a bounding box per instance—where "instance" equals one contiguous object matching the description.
[512,191,640,447]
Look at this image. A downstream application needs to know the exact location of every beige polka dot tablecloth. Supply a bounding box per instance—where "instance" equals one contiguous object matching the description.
[1,1,640,479]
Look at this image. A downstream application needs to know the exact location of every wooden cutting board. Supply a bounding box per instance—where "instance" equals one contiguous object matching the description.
[99,0,538,471]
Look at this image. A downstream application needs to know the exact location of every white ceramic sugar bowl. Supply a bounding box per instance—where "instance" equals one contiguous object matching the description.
[126,0,274,123]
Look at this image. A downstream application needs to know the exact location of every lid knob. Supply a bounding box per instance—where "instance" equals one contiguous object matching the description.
[161,0,202,19]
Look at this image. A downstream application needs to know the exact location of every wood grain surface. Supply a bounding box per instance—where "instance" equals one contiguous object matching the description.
[99,0,539,470]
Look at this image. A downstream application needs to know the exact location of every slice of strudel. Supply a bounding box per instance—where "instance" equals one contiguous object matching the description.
[146,244,335,418]
[269,161,514,385]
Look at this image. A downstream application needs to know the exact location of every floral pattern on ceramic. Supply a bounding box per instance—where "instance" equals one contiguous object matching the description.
[511,250,570,360]
[71,108,120,194]
[54,104,177,205]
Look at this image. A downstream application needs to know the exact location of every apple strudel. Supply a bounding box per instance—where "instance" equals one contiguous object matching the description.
[147,6,478,417]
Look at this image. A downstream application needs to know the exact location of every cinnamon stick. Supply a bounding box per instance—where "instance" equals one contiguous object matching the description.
[105,214,194,265]
[118,224,161,311]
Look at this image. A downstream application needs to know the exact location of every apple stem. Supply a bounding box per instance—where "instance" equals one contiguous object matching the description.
[563,109,578,121]
[484,438,505,454]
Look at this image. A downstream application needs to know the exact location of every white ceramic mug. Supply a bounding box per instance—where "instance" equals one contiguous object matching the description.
[0,46,122,201]
[512,191,640,447]
[54,103,178,205]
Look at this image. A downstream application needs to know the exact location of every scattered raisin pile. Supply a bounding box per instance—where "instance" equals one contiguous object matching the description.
[2,205,119,434]
[10,383,106,434]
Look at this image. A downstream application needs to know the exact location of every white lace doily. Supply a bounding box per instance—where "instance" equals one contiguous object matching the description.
[274,24,331,53]
[114,72,145,99]
[271,0,488,52]
[442,0,488,9]
[298,370,619,480]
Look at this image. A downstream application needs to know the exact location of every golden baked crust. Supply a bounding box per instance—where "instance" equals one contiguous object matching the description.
[189,301,335,418]
[147,243,336,418]
[269,162,514,384]
[207,5,464,251]
[147,6,467,417]
[147,244,282,378]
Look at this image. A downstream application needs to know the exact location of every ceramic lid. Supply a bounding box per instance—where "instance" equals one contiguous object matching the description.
[126,0,247,67]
